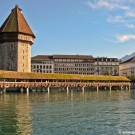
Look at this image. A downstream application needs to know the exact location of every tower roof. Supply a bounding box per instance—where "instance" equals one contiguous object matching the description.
[0,5,35,38]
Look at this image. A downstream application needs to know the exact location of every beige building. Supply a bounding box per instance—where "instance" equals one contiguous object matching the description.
[31,55,95,74]
[95,57,119,75]
[31,55,54,73]
[53,55,95,74]
[0,5,35,72]
[119,56,135,77]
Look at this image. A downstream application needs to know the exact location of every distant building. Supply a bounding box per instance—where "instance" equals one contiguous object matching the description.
[0,5,35,72]
[53,55,95,74]
[119,56,135,77]
[31,55,54,73]
[95,57,119,75]
[31,55,95,74]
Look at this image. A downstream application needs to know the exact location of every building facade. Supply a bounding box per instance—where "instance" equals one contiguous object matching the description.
[31,55,95,74]
[119,57,135,77]
[53,55,95,74]
[95,57,119,75]
[31,55,54,73]
[0,5,35,72]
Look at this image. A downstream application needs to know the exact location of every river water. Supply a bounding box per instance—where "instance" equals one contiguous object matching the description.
[0,90,135,135]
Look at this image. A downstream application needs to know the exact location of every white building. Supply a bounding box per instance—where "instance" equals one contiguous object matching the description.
[95,57,119,75]
[31,55,54,73]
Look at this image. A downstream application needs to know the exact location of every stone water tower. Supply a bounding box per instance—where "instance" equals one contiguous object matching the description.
[0,5,35,72]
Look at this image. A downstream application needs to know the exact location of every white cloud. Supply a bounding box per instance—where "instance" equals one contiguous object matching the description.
[125,10,135,17]
[87,0,115,10]
[87,0,135,28]
[107,15,135,28]
[126,24,135,28]
[117,35,135,42]
[87,0,129,11]
[107,15,126,23]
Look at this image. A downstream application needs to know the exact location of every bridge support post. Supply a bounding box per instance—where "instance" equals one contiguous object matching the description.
[110,86,112,91]
[3,87,6,93]
[26,87,29,95]
[96,86,99,95]
[82,86,85,93]
[97,86,99,91]
[20,88,24,93]
[129,85,131,91]
[109,86,112,95]
[48,87,50,94]
[121,86,123,90]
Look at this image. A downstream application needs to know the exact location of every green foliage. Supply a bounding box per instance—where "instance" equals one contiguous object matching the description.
[105,70,110,76]
[128,76,135,82]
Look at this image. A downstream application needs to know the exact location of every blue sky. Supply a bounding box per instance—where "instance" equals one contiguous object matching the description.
[0,0,135,58]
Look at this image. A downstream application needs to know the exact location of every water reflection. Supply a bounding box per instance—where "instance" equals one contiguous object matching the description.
[0,94,32,135]
[0,90,135,135]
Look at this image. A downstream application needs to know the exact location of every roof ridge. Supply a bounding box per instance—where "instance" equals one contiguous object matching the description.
[16,6,19,32]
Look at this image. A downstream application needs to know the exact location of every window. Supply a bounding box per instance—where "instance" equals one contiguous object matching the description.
[67,59,70,62]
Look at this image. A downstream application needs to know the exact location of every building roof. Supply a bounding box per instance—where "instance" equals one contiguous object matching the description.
[32,55,94,60]
[0,5,35,38]
[52,55,94,59]
[31,55,52,60]
[121,56,135,64]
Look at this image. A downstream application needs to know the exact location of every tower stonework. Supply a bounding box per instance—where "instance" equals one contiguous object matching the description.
[0,5,35,72]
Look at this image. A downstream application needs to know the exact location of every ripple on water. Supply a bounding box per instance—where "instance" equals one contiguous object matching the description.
[0,90,135,135]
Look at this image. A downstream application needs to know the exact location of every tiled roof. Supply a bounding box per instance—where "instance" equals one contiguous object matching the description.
[31,55,94,60]
[52,55,94,59]
[31,55,52,60]
[0,5,35,38]
[121,56,135,64]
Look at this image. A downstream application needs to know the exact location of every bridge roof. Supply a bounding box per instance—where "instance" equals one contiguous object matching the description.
[0,71,129,81]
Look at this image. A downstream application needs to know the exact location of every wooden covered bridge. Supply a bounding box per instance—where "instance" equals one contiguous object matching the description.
[0,71,130,93]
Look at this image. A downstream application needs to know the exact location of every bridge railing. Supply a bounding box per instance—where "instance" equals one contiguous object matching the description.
[0,81,131,88]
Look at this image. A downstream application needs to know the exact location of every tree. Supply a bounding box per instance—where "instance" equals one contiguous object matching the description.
[128,76,135,82]
[105,70,110,76]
